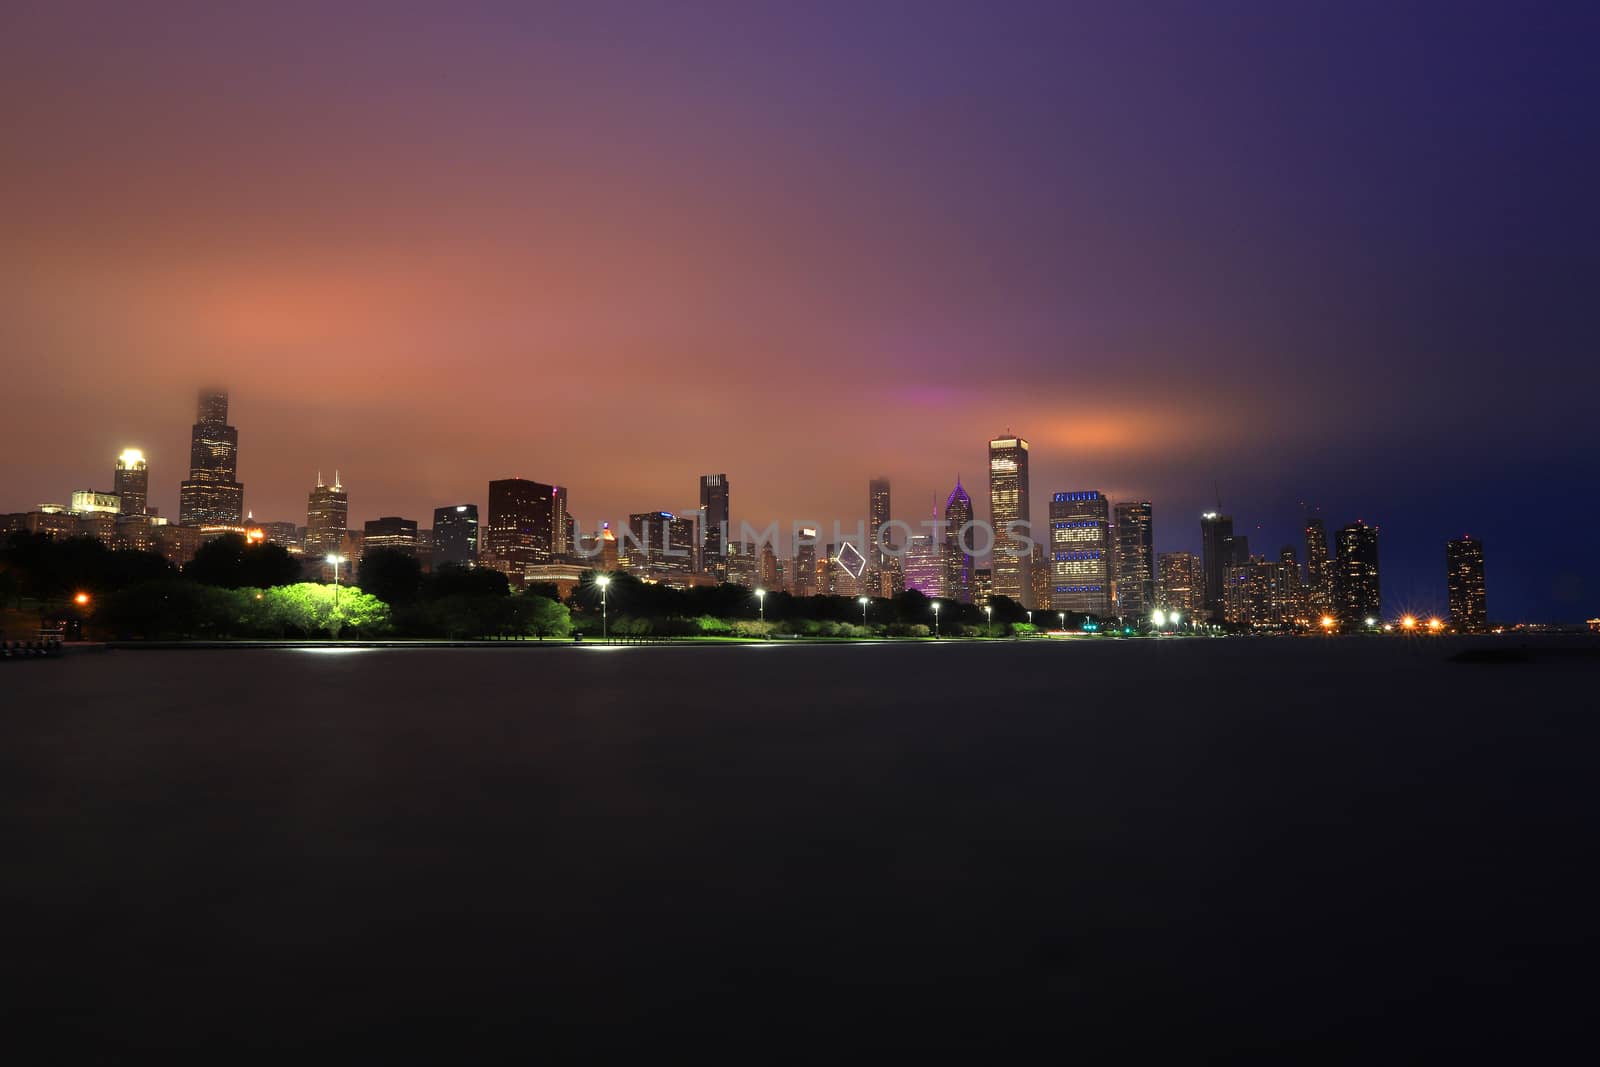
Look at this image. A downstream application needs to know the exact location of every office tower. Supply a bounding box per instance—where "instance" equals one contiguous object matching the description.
[1049,491,1112,615]
[364,516,419,557]
[1030,543,1051,610]
[487,478,568,572]
[626,511,696,580]
[1334,521,1381,624]
[944,478,974,604]
[178,389,245,526]
[758,542,780,591]
[261,521,300,547]
[726,541,759,588]
[792,528,820,597]
[988,434,1031,605]
[1304,517,1333,615]
[1446,536,1487,632]
[432,505,479,568]
[1224,556,1302,629]
[113,449,148,516]
[1157,551,1202,615]
[1112,501,1154,614]
[698,474,729,578]
[904,534,946,598]
[868,476,892,583]
[1199,512,1236,620]
[828,540,868,597]
[305,473,349,558]
[974,567,994,607]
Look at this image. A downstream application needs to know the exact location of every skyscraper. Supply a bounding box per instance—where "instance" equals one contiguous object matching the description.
[868,476,892,587]
[1157,551,1202,615]
[113,449,148,516]
[486,478,568,573]
[432,505,479,568]
[626,511,696,580]
[1112,501,1154,614]
[699,474,730,577]
[178,389,244,526]
[1304,517,1333,615]
[1334,521,1381,624]
[792,527,820,597]
[988,435,1031,606]
[1446,536,1487,632]
[305,472,349,557]
[1049,491,1111,615]
[364,516,419,557]
[1200,512,1235,620]
[904,534,945,599]
[943,477,974,604]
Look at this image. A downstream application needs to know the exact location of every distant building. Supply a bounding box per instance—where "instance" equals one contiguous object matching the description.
[364,516,419,557]
[261,521,300,547]
[626,511,696,581]
[305,473,349,559]
[974,567,994,607]
[792,527,820,597]
[944,478,974,604]
[904,534,945,599]
[988,435,1032,605]
[1224,556,1302,629]
[1446,536,1487,632]
[758,542,780,591]
[178,389,245,526]
[1112,501,1154,614]
[699,474,730,578]
[1158,551,1203,615]
[1334,521,1381,624]
[1049,491,1111,616]
[487,478,568,573]
[1304,517,1333,616]
[113,449,148,516]
[433,504,479,568]
[69,490,121,516]
[726,540,759,588]
[1200,512,1242,621]
[868,476,892,591]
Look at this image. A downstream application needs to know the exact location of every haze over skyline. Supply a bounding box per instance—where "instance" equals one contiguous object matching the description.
[4,2,1596,621]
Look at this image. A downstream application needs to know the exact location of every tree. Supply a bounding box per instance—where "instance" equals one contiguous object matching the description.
[260,583,390,638]
[187,534,300,588]
[522,594,572,640]
[358,549,423,607]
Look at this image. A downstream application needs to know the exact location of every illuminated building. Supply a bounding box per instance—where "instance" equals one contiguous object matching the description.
[1334,521,1381,624]
[944,478,974,604]
[1030,543,1050,609]
[1304,517,1333,616]
[1200,512,1249,621]
[987,435,1032,605]
[154,524,204,568]
[261,521,300,547]
[868,476,892,590]
[178,389,245,527]
[113,449,148,516]
[364,516,419,557]
[626,511,696,580]
[1224,556,1302,629]
[974,567,993,607]
[1049,491,1111,615]
[488,478,568,572]
[1446,536,1487,632]
[904,534,945,598]
[792,527,820,597]
[69,490,121,515]
[699,474,729,578]
[524,562,588,599]
[1112,501,1154,614]
[305,473,349,558]
[726,541,759,588]
[758,542,780,591]
[433,505,479,568]
[828,540,868,597]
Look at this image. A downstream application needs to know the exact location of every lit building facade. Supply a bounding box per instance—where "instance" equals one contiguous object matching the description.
[1112,501,1154,614]
[1224,557,1302,629]
[178,389,245,526]
[1199,512,1237,621]
[943,478,974,604]
[1049,491,1111,615]
[625,511,696,580]
[113,449,149,516]
[987,435,1031,606]
[487,478,568,571]
[726,540,759,588]
[305,473,349,558]
[433,504,479,569]
[363,516,419,557]
[904,534,945,599]
[1334,521,1381,624]
[699,474,729,578]
[1446,536,1487,632]
[1304,517,1333,616]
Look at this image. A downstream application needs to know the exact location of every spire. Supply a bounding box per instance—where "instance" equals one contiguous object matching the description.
[334,469,341,489]
[317,470,323,488]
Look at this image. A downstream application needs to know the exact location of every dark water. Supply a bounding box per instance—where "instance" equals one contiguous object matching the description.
[3,639,1596,1060]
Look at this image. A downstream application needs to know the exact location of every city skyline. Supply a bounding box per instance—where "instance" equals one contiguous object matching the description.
[3,4,1596,622]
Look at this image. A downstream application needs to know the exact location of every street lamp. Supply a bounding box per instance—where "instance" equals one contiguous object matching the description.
[595,574,611,643]
[932,600,941,638]
[859,596,870,627]
[1058,611,1066,631]
[755,588,766,623]
[73,592,90,607]
[326,554,346,611]
[985,604,993,636]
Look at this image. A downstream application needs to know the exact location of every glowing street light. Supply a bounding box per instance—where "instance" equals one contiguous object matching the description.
[985,604,993,636]
[326,554,346,611]
[1152,609,1167,629]
[859,596,870,627]
[931,600,941,638]
[755,587,766,623]
[1058,611,1066,631]
[1428,617,1444,632]
[1320,615,1336,632]
[73,592,90,607]
[595,574,611,642]
[1401,615,1418,631]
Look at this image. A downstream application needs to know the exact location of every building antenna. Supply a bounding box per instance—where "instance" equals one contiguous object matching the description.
[1213,480,1223,512]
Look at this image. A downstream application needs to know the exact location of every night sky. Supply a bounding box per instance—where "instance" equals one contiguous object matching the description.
[3,2,1596,621]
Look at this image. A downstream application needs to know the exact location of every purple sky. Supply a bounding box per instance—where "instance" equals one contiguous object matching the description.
[2,1,1596,619]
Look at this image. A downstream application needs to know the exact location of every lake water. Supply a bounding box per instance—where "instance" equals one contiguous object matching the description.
[3,638,1595,1058]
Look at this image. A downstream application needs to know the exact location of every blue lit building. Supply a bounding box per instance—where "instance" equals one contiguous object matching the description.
[1049,491,1111,616]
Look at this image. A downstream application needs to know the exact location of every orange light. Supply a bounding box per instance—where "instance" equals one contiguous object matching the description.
[245,528,265,544]
[1320,615,1335,630]
[1428,618,1444,632]
[73,592,90,606]
[1401,615,1417,630]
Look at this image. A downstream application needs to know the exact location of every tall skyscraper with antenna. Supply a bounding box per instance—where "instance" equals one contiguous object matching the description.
[306,471,349,557]
[177,389,244,526]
